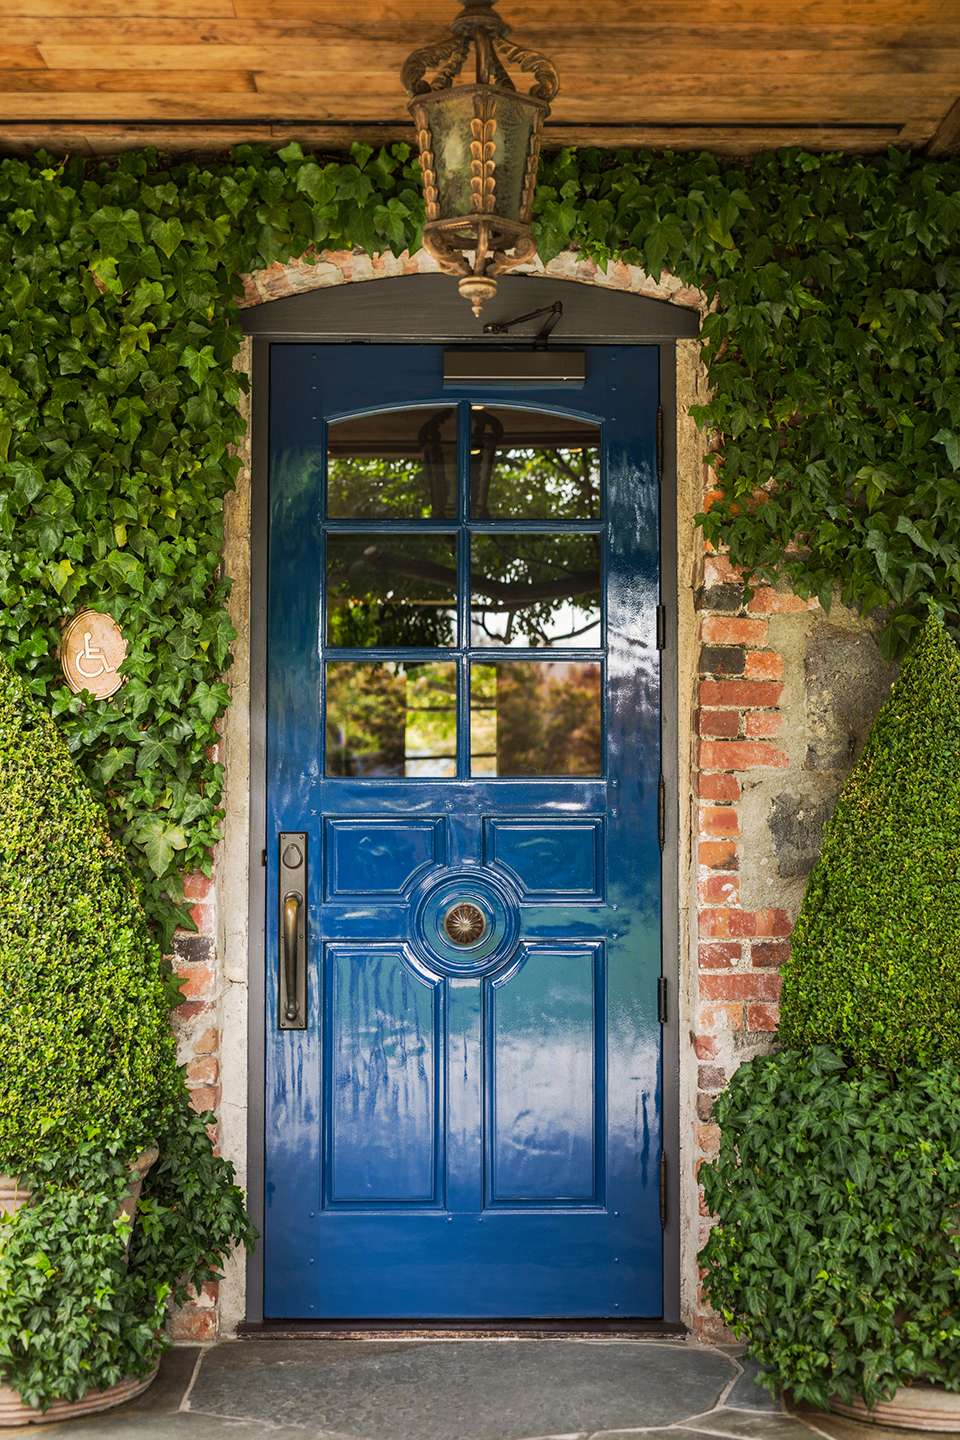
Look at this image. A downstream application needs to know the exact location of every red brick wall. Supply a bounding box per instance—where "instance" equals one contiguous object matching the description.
[169,852,221,1342]
[692,555,832,1339]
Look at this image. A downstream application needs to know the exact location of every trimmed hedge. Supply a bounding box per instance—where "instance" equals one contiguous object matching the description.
[778,615,960,1066]
[0,653,255,1409]
[0,649,179,1167]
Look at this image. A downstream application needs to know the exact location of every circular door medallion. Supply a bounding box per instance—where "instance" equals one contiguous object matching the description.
[59,609,127,699]
[409,868,520,979]
[444,902,486,946]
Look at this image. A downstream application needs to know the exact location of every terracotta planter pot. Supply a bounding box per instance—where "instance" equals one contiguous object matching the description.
[0,1175,30,1218]
[829,1384,960,1432]
[0,1362,159,1427]
[0,1145,160,1244]
[0,1148,163,1424]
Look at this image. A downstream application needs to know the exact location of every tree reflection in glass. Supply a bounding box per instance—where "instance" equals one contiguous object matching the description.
[326,534,457,648]
[471,662,602,776]
[471,534,600,647]
[469,408,600,520]
[326,662,457,777]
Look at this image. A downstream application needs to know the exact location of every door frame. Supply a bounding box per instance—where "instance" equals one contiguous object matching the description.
[242,273,698,1324]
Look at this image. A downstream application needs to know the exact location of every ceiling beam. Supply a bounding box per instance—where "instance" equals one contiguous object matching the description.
[924,97,960,156]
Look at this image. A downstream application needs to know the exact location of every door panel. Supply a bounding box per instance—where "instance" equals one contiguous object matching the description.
[264,344,662,1318]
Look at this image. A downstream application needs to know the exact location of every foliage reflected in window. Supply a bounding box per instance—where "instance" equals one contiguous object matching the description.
[327,408,457,519]
[326,534,457,647]
[471,533,601,647]
[469,408,600,521]
[471,662,602,776]
[326,662,457,777]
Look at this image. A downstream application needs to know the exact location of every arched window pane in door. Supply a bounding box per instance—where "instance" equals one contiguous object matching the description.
[327,407,458,519]
[469,408,600,520]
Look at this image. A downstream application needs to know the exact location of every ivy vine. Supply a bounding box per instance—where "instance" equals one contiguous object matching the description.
[0,138,956,938]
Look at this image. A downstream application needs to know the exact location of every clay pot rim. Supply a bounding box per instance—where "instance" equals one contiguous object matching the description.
[0,1144,160,1189]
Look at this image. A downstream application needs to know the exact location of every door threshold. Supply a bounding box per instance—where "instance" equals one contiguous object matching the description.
[238,1319,687,1341]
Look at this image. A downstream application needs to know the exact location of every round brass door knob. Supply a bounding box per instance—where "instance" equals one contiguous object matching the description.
[443,902,487,946]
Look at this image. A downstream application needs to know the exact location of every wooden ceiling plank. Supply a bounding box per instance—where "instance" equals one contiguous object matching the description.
[224,0,945,20]
[36,46,959,97]
[36,43,954,77]
[23,37,960,71]
[235,5,946,31]
[0,69,257,93]
[0,94,943,125]
[0,45,45,66]
[249,66,960,94]
[0,122,916,161]
[0,0,237,13]
[245,70,960,104]
[23,19,960,48]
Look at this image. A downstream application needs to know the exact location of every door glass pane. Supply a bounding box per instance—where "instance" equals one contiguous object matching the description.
[470,662,602,776]
[327,407,457,519]
[471,534,601,648]
[326,661,457,777]
[469,408,600,520]
[326,533,457,647]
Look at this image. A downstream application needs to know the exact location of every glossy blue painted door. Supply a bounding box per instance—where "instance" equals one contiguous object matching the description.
[265,344,662,1317]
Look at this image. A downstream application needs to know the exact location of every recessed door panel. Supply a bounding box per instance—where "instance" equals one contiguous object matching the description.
[485,819,604,899]
[489,945,601,1203]
[328,945,440,1205]
[325,819,446,897]
[264,344,662,1318]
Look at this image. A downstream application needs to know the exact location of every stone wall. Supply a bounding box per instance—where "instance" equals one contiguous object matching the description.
[690,554,896,1338]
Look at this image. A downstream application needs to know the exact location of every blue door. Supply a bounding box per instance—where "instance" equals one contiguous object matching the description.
[264,344,662,1318]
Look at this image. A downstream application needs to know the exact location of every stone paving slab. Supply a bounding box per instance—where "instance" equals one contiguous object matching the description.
[186,1340,736,1439]
[722,1360,780,1413]
[0,1338,937,1440]
[675,1411,820,1438]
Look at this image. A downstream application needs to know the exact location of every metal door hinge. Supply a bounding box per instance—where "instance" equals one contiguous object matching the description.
[660,1153,668,1228]
[656,404,663,482]
[658,976,668,1025]
[262,848,267,867]
[658,775,666,850]
[656,604,666,650]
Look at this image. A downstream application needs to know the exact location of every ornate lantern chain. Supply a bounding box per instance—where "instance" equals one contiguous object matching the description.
[402,0,559,316]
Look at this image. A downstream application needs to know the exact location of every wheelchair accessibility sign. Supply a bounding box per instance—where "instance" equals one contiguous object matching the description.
[60,609,127,699]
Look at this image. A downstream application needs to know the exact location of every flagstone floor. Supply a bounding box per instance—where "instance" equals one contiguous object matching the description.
[0,1339,950,1440]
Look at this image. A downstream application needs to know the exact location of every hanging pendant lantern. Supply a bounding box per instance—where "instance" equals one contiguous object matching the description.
[402,0,559,316]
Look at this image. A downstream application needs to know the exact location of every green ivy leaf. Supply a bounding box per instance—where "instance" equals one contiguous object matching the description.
[149,218,185,259]
[133,816,188,876]
[934,428,960,470]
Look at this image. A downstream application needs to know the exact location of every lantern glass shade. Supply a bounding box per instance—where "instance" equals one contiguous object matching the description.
[421,85,541,224]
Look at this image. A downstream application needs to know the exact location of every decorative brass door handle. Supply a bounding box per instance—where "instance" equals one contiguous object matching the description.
[278,832,307,1030]
[283,893,301,1021]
